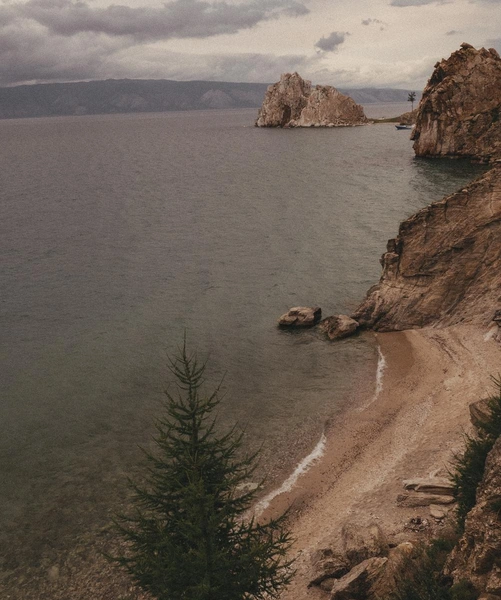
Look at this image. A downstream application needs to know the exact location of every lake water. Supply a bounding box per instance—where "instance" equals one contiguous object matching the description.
[0,107,485,587]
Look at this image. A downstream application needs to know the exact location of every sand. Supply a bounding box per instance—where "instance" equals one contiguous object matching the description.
[258,324,501,600]
[7,323,501,599]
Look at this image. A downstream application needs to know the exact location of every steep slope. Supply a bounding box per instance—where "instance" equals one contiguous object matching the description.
[412,43,501,162]
[353,164,501,331]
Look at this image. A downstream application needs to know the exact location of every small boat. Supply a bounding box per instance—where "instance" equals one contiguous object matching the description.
[395,124,413,130]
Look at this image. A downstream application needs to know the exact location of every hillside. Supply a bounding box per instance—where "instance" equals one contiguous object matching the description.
[0,79,419,119]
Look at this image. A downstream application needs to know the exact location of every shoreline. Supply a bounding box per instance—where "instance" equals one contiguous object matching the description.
[257,323,501,600]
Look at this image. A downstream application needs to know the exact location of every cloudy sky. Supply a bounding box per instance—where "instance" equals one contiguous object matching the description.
[1,0,500,88]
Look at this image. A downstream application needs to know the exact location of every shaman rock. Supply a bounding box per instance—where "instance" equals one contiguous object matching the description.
[256,73,367,128]
[412,44,501,162]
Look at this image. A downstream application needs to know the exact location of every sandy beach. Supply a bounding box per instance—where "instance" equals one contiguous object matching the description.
[8,323,501,600]
[259,324,501,600]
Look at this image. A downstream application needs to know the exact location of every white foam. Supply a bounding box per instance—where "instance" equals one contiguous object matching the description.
[254,432,327,516]
[357,344,387,412]
[375,345,387,398]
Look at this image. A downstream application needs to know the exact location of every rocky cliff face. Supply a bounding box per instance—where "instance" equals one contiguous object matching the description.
[445,436,501,595]
[412,43,501,162]
[255,73,368,128]
[353,164,501,331]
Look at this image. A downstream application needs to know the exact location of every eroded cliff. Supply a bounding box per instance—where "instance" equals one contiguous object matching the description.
[412,43,501,162]
[353,164,501,331]
[255,73,368,128]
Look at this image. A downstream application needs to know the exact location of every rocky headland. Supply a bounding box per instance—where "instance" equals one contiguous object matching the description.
[267,44,501,600]
[352,163,501,332]
[412,43,501,162]
[255,72,368,128]
[13,45,501,600]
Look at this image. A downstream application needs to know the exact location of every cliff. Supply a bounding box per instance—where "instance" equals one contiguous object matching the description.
[353,163,501,331]
[445,435,501,595]
[412,43,501,162]
[255,73,368,128]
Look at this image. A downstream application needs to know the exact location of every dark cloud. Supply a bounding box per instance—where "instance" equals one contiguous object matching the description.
[390,0,441,6]
[0,26,126,85]
[0,0,310,85]
[361,17,387,30]
[314,31,349,53]
[446,29,460,35]
[2,0,309,42]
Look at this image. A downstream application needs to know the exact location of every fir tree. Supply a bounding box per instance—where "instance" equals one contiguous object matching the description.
[113,343,295,600]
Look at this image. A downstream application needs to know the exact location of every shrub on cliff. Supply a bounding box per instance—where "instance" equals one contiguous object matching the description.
[451,376,501,531]
[112,343,294,600]
[388,536,455,600]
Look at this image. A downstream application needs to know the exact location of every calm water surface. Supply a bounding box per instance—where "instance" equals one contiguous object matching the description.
[0,108,486,580]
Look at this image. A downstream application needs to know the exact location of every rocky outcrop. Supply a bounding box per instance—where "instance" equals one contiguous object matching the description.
[402,477,455,496]
[353,164,501,332]
[330,556,388,600]
[308,549,350,590]
[398,109,417,125]
[341,523,389,566]
[412,43,501,162]
[278,306,322,327]
[319,315,359,340]
[445,436,501,595]
[255,73,368,128]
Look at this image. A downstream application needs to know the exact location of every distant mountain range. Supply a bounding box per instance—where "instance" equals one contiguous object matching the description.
[0,79,421,119]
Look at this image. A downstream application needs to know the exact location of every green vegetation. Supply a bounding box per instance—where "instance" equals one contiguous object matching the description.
[387,535,456,600]
[389,377,501,600]
[450,376,501,531]
[112,344,294,600]
[387,534,477,600]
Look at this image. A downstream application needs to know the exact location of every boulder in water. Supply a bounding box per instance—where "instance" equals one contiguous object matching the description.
[278,306,322,327]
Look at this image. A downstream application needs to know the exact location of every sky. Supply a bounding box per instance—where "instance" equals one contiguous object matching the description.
[0,0,500,89]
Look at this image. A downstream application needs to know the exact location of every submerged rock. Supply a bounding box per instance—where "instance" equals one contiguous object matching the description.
[412,44,501,162]
[255,72,368,128]
[278,306,322,327]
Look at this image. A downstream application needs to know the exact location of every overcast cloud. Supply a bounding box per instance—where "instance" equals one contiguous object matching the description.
[4,0,309,41]
[314,31,349,53]
[0,0,499,88]
[390,0,443,6]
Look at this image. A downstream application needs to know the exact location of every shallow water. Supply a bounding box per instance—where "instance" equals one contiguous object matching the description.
[0,108,486,578]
